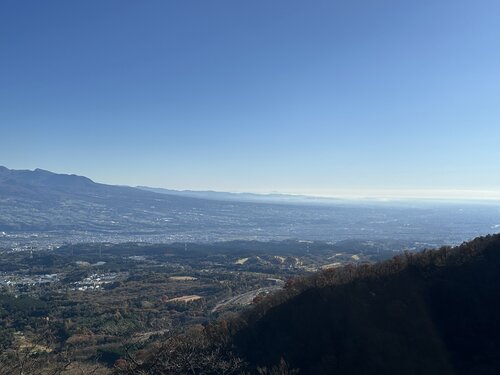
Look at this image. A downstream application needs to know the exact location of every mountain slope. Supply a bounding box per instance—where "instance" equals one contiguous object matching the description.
[1,166,499,247]
[0,166,222,233]
[233,234,500,374]
[1,167,381,244]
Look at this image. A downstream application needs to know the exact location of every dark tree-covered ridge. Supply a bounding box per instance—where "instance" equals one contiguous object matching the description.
[232,234,500,374]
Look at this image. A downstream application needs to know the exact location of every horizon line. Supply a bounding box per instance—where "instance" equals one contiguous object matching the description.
[3,166,500,203]
[143,185,500,203]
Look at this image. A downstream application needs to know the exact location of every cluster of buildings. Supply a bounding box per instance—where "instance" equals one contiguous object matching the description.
[70,273,118,291]
[0,273,59,287]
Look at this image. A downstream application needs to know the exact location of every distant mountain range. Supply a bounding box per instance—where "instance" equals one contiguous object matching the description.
[0,166,360,245]
[0,166,211,233]
[1,166,499,248]
[137,186,344,205]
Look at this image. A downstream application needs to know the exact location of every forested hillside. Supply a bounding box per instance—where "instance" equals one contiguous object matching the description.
[3,234,499,374]
[120,234,500,375]
[232,234,500,374]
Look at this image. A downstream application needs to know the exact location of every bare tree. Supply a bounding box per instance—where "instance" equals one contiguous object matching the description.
[114,326,244,375]
[0,330,107,375]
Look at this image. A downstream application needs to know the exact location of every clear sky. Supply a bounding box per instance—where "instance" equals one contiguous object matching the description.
[1,1,500,199]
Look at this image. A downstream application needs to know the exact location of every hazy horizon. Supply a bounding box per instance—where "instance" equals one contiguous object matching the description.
[2,1,500,198]
[3,164,500,203]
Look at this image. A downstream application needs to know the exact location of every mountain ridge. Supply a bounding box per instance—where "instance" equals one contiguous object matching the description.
[1,166,499,249]
[116,234,500,375]
[231,234,500,374]
[137,185,346,205]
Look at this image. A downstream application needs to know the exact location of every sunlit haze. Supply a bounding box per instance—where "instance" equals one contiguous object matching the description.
[2,1,500,199]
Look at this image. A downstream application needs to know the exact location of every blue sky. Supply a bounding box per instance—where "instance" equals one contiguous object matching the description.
[1,1,500,198]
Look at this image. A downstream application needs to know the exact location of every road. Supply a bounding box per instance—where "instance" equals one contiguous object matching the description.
[211,285,282,313]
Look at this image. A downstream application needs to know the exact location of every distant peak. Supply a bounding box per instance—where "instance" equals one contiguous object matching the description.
[0,166,96,185]
[33,168,53,174]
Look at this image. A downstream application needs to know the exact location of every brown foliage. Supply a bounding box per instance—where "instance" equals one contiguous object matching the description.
[0,331,106,375]
[236,234,497,330]
[114,325,244,375]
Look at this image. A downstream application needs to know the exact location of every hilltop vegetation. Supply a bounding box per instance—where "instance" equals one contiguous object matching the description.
[119,234,500,375]
[0,239,378,374]
[232,233,500,374]
[2,234,500,374]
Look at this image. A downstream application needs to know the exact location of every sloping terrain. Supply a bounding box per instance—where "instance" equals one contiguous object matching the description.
[1,166,499,247]
[233,234,500,374]
[2,167,354,243]
[0,166,211,233]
